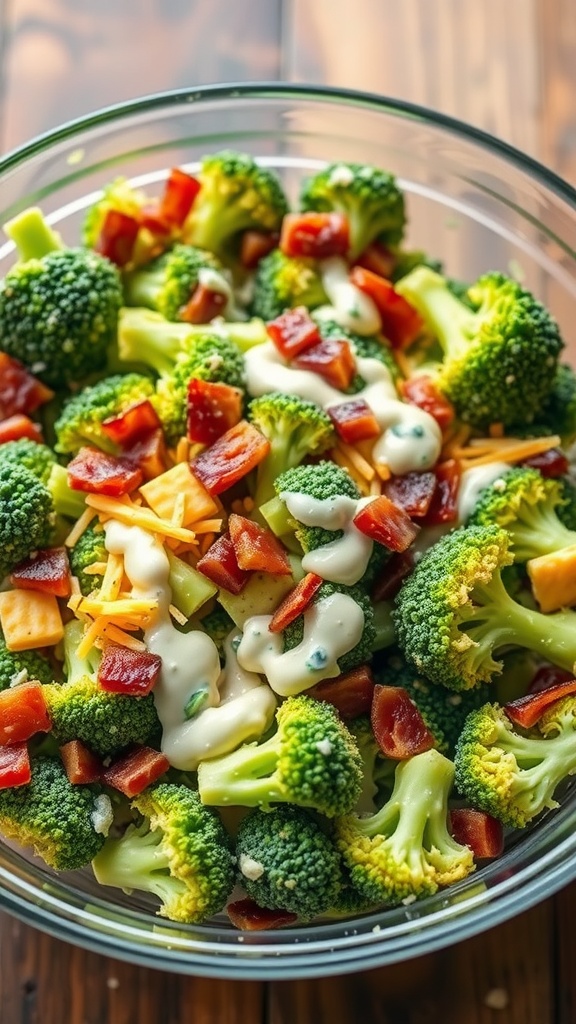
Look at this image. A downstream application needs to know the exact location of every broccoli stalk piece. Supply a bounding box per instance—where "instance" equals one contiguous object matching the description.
[0,207,122,388]
[197,695,363,817]
[468,466,576,561]
[123,244,225,321]
[53,372,155,456]
[0,631,53,691]
[299,161,406,260]
[251,249,329,321]
[395,266,563,429]
[248,392,335,508]
[0,755,107,869]
[394,524,576,692]
[43,620,161,758]
[235,805,344,919]
[455,698,576,828]
[336,748,475,906]
[91,782,235,923]
[183,150,288,266]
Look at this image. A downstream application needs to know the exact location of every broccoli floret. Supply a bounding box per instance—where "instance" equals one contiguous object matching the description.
[92,782,235,923]
[0,755,107,869]
[275,460,360,551]
[468,466,576,561]
[0,631,53,691]
[395,266,563,430]
[199,605,235,658]
[558,477,576,531]
[248,392,335,507]
[282,581,376,675]
[378,650,491,758]
[299,162,405,260]
[539,364,576,445]
[197,694,363,817]
[455,698,576,828]
[336,748,474,906]
[394,524,576,691]
[43,620,161,758]
[0,207,122,388]
[251,249,328,321]
[123,244,225,321]
[235,805,344,919]
[54,372,155,456]
[0,438,56,485]
[68,522,108,596]
[0,462,54,578]
[183,150,288,266]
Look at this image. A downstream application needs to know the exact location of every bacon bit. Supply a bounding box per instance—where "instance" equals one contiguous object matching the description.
[0,743,31,789]
[420,459,461,525]
[449,808,504,858]
[505,678,576,729]
[521,446,569,478]
[227,898,298,931]
[349,267,424,348]
[293,337,356,391]
[0,352,54,418]
[101,746,170,798]
[60,740,102,784]
[371,685,435,759]
[98,643,162,696]
[102,400,161,448]
[266,307,321,360]
[240,229,279,269]
[67,447,143,497]
[308,665,375,718]
[354,241,396,279]
[10,547,72,598]
[158,168,200,227]
[400,376,455,431]
[191,420,271,496]
[228,514,292,575]
[186,379,244,446]
[371,549,414,602]
[280,212,349,260]
[268,573,323,633]
[353,495,420,552]
[196,534,252,595]
[383,471,436,518]
[179,284,228,324]
[328,399,380,444]
[94,209,141,268]
[528,665,574,695]
[0,682,51,745]
[0,414,43,444]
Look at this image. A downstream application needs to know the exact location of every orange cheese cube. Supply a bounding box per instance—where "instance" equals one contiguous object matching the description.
[527,544,576,613]
[0,589,64,651]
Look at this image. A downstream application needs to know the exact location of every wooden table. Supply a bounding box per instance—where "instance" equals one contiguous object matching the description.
[0,1,575,1020]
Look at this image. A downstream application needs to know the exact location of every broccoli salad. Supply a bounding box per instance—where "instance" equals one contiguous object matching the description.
[0,152,575,930]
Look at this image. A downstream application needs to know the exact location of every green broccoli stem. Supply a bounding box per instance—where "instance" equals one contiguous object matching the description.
[396,267,474,362]
[372,601,396,651]
[488,717,576,815]
[186,201,243,260]
[507,499,576,561]
[166,549,217,618]
[63,619,100,684]
[48,463,87,520]
[4,207,63,261]
[123,268,165,311]
[198,737,282,807]
[92,823,177,899]
[118,309,191,375]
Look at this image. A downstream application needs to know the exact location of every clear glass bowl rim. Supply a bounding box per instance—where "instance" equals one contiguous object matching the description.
[0,81,576,979]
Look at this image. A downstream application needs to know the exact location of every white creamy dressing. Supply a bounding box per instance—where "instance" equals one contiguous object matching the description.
[236,592,365,697]
[281,492,374,585]
[103,521,275,771]
[456,461,511,524]
[198,266,247,322]
[244,344,442,474]
[314,256,381,335]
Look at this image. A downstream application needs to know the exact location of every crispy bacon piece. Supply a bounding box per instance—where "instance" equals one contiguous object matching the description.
[354,241,396,279]
[0,353,53,419]
[400,375,455,431]
[0,414,43,444]
[122,428,168,481]
[179,284,228,325]
[0,742,31,788]
[521,447,569,478]
[349,267,424,348]
[102,400,161,448]
[94,210,141,267]
[186,379,243,446]
[266,307,321,360]
[226,898,297,931]
[67,447,143,496]
[60,740,102,785]
[268,573,324,633]
[421,459,461,525]
[371,684,435,759]
[191,421,270,496]
[10,547,71,598]
[384,471,437,518]
[196,534,252,595]
[449,808,504,858]
[97,644,162,696]
[158,168,200,227]
[101,746,170,798]
[308,665,375,718]
[353,495,420,552]
[228,515,292,575]
[327,398,380,444]
[528,665,574,695]
[280,212,349,260]
[240,229,279,269]
[0,682,51,745]
[505,678,576,729]
[294,337,356,391]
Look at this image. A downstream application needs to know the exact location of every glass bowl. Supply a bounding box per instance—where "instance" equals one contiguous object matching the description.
[1,82,576,980]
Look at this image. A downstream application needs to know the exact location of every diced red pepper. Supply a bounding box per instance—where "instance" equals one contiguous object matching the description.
[240,229,279,269]
[101,746,170,798]
[327,398,380,444]
[0,682,51,746]
[122,428,168,482]
[371,684,435,759]
[266,307,321,360]
[0,414,43,444]
[370,549,414,602]
[94,209,141,268]
[353,495,420,552]
[10,546,71,598]
[400,375,455,431]
[67,447,143,496]
[449,807,504,859]
[227,897,298,931]
[383,471,437,518]
[191,420,270,496]
[521,447,570,478]
[196,534,252,595]
[97,643,162,696]
[0,742,31,789]
[528,665,574,695]
[505,677,576,729]
[186,379,244,446]
[294,337,356,391]
[268,573,324,633]
[349,267,424,349]
[228,514,292,575]
[179,284,228,324]
[280,212,349,260]
[158,168,201,227]
[60,739,102,785]
[0,353,53,419]
[101,400,161,448]
[420,459,462,526]
[308,664,375,718]
[354,241,396,279]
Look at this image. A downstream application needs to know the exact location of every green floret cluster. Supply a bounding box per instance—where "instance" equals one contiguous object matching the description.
[251,249,328,321]
[275,460,360,551]
[54,372,155,456]
[236,806,344,919]
[0,462,54,578]
[199,605,235,658]
[92,782,235,923]
[0,632,53,691]
[44,678,161,759]
[0,755,106,869]
[68,523,108,596]
[396,266,564,430]
[455,699,576,828]
[122,243,224,321]
[0,438,57,485]
[539,363,576,444]
[299,161,406,259]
